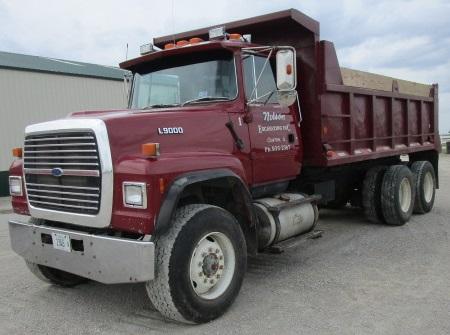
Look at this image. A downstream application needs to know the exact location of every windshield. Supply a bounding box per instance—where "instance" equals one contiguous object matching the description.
[130,51,237,109]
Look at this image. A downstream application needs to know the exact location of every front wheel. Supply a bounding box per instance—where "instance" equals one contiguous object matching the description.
[146,204,247,324]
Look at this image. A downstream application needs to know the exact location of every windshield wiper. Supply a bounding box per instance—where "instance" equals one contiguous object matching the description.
[182,96,232,107]
[141,103,180,109]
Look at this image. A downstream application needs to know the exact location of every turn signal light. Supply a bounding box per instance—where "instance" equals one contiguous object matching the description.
[12,147,23,158]
[142,143,160,157]
[164,43,176,50]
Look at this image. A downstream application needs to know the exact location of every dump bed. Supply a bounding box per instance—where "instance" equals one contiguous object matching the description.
[317,41,439,167]
[154,9,440,167]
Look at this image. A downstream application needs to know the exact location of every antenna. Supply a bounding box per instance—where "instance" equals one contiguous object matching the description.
[125,43,129,60]
[171,0,175,44]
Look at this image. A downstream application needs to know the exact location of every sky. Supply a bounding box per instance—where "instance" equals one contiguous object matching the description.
[1,0,449,133]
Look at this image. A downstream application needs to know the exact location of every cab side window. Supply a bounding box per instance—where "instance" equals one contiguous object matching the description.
[243,55,277,103]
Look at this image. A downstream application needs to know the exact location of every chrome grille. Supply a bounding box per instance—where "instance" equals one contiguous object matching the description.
[24,131,101,215]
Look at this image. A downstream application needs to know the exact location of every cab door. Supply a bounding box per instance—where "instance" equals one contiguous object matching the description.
[242,54,301,185]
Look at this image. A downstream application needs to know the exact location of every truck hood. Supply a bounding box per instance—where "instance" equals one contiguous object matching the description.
[69,105,240,163]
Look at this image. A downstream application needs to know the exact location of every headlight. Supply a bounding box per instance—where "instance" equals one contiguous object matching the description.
[9,176,23,196]
[122,182,147,209]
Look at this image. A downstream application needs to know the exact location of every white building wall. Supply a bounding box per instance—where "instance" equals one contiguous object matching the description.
[0,68,127,171]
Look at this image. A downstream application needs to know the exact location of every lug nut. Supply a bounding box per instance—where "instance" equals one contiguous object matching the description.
[210,279,214,284]
[198,261,202,267]
[215,249,220,253]
[219,265,224,270]
[208,247,213,252]
[219,256,223,260]
[201,252,207,257]
[204,279,207,283]
[216,274,220,279]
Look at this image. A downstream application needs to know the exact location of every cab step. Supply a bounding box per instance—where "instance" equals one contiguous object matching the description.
[265,230,323,254]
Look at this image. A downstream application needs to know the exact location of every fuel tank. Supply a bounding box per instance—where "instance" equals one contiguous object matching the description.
[254,193,319,249]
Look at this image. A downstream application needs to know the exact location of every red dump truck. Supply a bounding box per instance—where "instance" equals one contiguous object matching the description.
[8,9,439,323]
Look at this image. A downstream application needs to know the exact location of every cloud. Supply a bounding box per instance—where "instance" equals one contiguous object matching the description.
[0,0,449,131]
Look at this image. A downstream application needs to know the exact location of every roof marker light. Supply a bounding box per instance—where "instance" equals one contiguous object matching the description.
[164,43,176,50]
[189,37,204,44]
[228,33,242,41]
[176,40,189,47]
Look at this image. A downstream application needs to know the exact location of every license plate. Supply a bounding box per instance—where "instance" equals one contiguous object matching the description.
[52,232,71,252]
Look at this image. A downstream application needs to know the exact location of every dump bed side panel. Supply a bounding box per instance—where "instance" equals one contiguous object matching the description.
[308,41,439,167]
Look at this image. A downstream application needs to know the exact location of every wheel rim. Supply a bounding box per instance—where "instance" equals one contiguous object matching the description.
[423,172,434,203]
[399,177,412,213]
[189,232,236,300]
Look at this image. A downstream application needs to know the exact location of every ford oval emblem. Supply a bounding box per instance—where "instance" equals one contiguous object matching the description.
[51,167,64,177]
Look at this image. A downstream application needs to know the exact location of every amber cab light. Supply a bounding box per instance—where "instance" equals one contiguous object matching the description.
[12,147,23,158]
[176,40,189,47]
[228,33,242,40]
[189,37,204,44]
[164,43,176,50]
[142,143,160,157]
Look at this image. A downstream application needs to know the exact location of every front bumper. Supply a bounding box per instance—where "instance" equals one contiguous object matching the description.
[8,220,155,284]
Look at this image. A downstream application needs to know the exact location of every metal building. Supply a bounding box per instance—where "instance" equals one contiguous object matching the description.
[0,51,128,196]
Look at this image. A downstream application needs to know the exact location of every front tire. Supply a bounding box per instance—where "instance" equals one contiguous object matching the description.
[146,204,247,324]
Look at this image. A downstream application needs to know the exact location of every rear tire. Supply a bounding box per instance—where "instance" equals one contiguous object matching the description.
[362,166,387,223]
[146,204,247,324]
[411,161,436,214]
[381,165,415,226]
[26,261,88,287]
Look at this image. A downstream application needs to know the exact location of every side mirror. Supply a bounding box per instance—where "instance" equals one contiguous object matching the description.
[276,48,297,107]
[276,48,296,91]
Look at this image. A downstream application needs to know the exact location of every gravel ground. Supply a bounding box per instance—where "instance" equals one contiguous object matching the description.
[1,156,449,335]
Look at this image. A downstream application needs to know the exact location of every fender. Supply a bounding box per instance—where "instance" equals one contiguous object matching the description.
[155,168,258,254]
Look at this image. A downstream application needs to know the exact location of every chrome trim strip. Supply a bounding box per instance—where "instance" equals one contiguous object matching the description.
[24,168,100,177]
[23,156,99,160]
[29,200,98,211]
[28,194,99,204]
[25,143,96,148]
[24,149,97,154]
[24,162,99,166]
[24,119,114,228]
[8,219,154,284]
[27,188,100,197]
[25,136,95,142]
[26,182,100,191]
